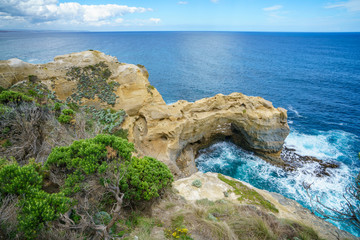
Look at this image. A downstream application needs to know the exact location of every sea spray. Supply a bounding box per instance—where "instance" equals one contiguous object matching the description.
[196,129,360,236]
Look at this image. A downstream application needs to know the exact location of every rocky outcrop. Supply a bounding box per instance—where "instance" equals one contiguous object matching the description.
[126,93,289,176]
[174,172,357,240]
[0,50,289,176]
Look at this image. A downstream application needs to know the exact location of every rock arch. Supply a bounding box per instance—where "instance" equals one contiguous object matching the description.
[127,93,290,177]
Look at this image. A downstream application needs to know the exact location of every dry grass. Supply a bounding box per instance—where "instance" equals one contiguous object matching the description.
[0,194,19,239]
[148,192,325,240]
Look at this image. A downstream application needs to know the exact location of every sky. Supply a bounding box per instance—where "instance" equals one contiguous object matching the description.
[0,0,360,32]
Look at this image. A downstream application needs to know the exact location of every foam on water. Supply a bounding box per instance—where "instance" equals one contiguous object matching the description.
[196,129,360,236]
[285,130,359,164]
[288,105,302,118]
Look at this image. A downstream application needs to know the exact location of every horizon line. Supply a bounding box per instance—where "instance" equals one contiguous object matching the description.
[1,29,360,33]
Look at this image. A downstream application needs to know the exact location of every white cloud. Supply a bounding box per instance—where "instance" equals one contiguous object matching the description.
[326,0,360,11]
[0,0,153,26]
[263,5,283,11]
[211,0,219,3]
[118,18,161,27]
[178,1,188,5]
[149,18,161,24]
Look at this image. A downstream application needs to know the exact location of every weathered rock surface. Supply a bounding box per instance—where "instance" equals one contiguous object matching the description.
[0,50,289,176]
[174,172,358,240]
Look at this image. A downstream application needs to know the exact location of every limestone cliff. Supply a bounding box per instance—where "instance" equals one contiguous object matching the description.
[0,50,289,176]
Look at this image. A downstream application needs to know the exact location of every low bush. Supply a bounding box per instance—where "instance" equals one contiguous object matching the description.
[57,108,75,124]
[120,156,174,202]
[53,102,62,111]
[46,134,134,195]
[0,163,42,195]
[192,179,202,188]
[0,162,71,239]
[0,90,33,104]
[18,190,71,239]
[0,134,173,239]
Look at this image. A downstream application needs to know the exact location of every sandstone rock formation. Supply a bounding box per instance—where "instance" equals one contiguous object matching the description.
[174,172,357,240]
[0,50,289,176]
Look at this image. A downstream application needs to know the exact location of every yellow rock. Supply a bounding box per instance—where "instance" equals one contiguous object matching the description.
[0,50,289,176]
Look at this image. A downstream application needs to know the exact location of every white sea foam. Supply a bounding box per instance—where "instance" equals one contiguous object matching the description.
[284,130,358,161]
[288,105,302,117]
[196,132,360,236]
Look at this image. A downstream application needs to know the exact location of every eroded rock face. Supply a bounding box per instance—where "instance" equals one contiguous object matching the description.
[0,50,290,176]
[126,93,290,176]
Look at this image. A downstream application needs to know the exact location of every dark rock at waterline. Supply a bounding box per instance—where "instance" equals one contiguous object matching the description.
[281,146,340,177]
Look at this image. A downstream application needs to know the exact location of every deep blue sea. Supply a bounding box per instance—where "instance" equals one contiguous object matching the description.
[1,31,360,235]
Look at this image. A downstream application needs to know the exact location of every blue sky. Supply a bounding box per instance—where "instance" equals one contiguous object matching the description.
[0,0,359,31]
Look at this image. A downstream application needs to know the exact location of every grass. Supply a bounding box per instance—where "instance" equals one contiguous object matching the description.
[116,213,163,240]
[217,173,279,213]
[146,190,325,240]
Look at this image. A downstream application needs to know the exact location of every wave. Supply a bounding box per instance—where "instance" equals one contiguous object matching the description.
[285,129,359,164]
[196,129,360,236]
[288,105,302,117]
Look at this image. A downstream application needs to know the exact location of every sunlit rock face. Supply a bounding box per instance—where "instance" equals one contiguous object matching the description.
[0,50,289,176]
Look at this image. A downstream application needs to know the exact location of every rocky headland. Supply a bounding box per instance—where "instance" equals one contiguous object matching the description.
[0,50,356,239]
[0,50,290,176]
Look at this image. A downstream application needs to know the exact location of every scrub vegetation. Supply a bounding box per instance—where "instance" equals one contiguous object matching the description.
[0,68,328,240]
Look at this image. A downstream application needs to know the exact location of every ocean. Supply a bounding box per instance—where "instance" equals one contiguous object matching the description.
[1,31,360,235]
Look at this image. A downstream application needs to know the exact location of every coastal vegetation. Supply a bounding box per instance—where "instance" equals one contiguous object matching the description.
[0,86,327,239]
[0,53,354,239]
[66,62,119,106]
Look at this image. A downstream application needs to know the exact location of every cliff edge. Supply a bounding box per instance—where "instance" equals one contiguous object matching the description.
[0,50,289,176]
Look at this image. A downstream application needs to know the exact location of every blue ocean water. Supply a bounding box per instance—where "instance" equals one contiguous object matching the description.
[1,31,360,235]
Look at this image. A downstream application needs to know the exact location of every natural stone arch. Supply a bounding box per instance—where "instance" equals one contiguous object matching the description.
[127,93,290,177]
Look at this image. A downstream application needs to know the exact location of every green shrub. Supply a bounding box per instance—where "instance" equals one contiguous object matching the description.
[1,139,12,148]
[113,128,128,140]
[61,109,74,116]
[192,179,202,188]
[67,102,79,112]
[0,163,42,195]
[0,162,71,238]
[57,114,72,124]
[120,156,173,201]
[53,102,62,111]
[0,86,5,94]
[0,103,12,114]
[18,190,71,239]
[47,134,172,201]
[2,127,10,134]
[46,134,134,195]
[46,134,133,172]
[57,108,75,124]
[0,90,33,104]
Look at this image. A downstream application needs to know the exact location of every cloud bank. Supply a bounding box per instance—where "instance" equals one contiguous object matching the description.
[326,0,360,12]
[263,5,283,11]
[0,0,157,27]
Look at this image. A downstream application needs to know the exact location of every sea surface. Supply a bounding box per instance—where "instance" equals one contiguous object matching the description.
[1,31,360,235]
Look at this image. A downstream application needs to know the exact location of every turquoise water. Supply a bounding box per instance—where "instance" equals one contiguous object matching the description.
[1,31,359,235]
